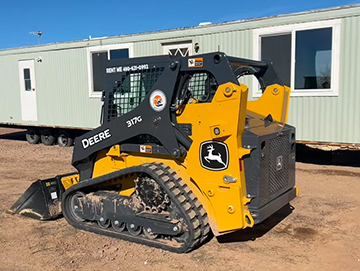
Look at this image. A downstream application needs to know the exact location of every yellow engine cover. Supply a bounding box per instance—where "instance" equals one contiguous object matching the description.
[88,82,291,236]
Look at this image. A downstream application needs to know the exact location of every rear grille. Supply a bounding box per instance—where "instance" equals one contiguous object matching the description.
[268,135,290,196]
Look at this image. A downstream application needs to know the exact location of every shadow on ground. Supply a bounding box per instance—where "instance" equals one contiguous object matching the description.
[296,144,360,167]
[0,130,26,141]
[217,204,293,243]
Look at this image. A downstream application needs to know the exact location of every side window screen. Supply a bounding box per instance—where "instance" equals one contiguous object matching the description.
[23,68,32,91]
[187,73,218,103]
[114,73,145,115]
[107,67,165,120]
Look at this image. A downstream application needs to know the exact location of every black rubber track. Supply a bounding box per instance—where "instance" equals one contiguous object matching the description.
[62,162,210,253]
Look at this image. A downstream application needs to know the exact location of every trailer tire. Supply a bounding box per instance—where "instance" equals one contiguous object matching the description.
[40,130,56,146]
[57,131,74,147]
[25,128,40,144]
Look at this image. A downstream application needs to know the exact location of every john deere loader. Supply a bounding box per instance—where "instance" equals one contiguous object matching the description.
[9,52,297,252]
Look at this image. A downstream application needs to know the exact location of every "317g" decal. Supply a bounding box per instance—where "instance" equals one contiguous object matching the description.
[126,116,142,128]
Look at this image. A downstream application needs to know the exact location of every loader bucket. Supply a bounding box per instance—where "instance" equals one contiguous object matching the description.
[8,174,72,220]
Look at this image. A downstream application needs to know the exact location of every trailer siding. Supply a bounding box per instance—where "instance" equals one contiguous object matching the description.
[0,5,359,143]
[286,14,360,144]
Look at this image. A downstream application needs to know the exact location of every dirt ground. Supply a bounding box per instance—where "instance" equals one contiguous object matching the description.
[0,128,359,271]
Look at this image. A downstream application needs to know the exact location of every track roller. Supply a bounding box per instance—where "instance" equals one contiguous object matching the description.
[143,227,158,240]
[97,218,110,229]
[127,223,142,236]
[112,220,126,232]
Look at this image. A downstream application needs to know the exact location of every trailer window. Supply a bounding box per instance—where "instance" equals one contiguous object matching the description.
[88,44,133,98]
[92,52,108,92]
[162,42,192,57]
[23,68,31,91]
[91,50,129,92]
[253,19,340,97]
[295,28,332,90]
[261,34,291,87]
[110,49,129,59]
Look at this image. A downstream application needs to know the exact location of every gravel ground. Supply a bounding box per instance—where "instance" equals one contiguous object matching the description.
[0,128,359,271]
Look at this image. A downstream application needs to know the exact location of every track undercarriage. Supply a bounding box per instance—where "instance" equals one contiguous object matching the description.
[62,163,210,253]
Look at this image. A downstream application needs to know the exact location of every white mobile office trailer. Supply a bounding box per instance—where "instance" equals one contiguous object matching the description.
[0,5,359,147]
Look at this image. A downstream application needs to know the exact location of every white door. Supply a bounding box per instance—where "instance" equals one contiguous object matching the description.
[18,60,38,122]
[162,43,192,56]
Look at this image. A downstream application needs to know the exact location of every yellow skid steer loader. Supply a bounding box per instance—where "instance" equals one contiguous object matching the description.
[10,52,297,252]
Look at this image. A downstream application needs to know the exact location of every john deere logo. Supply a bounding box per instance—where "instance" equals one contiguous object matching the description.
[149,90,166,112]
[200,141,229,171]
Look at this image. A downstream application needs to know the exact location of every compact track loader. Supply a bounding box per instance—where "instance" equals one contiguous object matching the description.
[10,52,297,252]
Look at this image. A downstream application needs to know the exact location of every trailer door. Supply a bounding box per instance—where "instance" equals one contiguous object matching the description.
[18,60,38,122]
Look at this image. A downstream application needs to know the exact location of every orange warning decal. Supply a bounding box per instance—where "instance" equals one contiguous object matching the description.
[188,58,203,68]
[140,145,153,153]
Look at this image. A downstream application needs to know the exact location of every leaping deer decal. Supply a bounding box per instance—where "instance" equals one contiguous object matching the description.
[204,145,226,167]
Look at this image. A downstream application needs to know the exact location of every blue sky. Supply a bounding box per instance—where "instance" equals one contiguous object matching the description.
[0,0,357,49]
